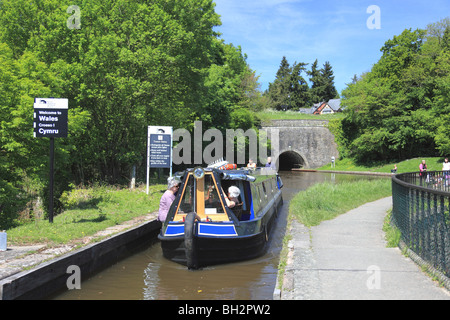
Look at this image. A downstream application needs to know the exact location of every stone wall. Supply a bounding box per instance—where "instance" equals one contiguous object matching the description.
[261,119,339,169]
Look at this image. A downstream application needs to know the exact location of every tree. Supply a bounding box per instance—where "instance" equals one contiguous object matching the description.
[338,26,442,164]
[320,61,339,101]
[430,24,450,156]
[372,28,426,89]
[289,62,310,110]
[308,60,339,103]
[442,26,450,50]
[199,42,263,165]
[0,40,91,227]
[267,56,291,110]
[0,0,263,225]
[0,42,24,227]
[307,59,321,103]
[267,57,340,108]
[266,57,312,110]
[0,0,224,183]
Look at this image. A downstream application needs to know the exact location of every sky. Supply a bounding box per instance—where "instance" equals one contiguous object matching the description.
[213,0,450,95]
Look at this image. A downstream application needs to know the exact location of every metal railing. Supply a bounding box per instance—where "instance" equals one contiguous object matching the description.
[392,171,450,280]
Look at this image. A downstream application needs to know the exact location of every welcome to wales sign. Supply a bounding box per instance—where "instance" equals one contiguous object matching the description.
[33,98,68,138]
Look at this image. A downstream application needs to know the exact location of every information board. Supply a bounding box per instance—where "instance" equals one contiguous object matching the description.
[33,98,68,138]
[146,126,173,194]
[149,133,172,168]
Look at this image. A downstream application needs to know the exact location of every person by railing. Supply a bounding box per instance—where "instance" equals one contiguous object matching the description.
[391,171,450,284]
[443,158,450,188]
[419,159,428,185]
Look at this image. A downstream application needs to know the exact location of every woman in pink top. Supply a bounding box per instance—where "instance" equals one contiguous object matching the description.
[419,159,428,185]
[158,177,180,222]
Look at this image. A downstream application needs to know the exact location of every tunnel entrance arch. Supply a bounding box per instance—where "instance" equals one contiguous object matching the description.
[261,119,339,169]
[277,150,307,171]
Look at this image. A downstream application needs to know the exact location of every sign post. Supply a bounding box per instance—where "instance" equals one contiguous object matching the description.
[147,126,173,194]
[49,137,55,223]
[33,98,68,223]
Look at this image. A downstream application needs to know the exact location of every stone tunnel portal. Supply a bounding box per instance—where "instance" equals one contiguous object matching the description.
[278,151,306,171]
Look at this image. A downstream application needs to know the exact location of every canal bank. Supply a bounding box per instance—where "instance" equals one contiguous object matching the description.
[293,169,393,177]
[0,212,161,300]
[275,197,450,300]
[1,172,400,300]
[57,171,389,300]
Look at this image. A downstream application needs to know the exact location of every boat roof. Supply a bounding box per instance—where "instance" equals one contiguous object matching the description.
[174,167,277,182]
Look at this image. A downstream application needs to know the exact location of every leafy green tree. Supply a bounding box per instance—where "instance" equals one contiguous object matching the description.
[197,42,263,165]
[372,28,426,91]
[0,39,90,226]
[430,25,450,156]
[0,0,224,183]
[339,27,442,164]
[0,0,263,225]
[199,43,258,130]
[0,42,23,227]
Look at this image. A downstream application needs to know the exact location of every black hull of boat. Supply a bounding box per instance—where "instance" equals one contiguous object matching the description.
[160,230,268,268]
[158,197,282,269]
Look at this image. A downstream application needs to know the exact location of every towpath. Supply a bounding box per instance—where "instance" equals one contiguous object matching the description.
[278,197,450,300]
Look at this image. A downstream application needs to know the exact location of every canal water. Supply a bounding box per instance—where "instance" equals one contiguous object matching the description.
[54,171,383,300]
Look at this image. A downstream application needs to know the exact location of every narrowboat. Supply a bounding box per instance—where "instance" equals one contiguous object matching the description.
[158,164,283,269]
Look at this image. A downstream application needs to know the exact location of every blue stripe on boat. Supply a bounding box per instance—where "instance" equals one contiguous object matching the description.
[197,222,237,237]
[164,223,185,237]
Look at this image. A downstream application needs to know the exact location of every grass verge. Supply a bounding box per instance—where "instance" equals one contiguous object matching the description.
[7,184,165,245]
[289,179,392,227]
[256,109,344,122]
[383,209,401,248]
[316,157,444,174]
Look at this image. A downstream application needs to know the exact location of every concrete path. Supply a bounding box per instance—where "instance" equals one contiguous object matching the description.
[280,197,450,300]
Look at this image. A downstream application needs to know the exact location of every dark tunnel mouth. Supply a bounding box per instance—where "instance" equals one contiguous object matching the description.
[277,151,305,171]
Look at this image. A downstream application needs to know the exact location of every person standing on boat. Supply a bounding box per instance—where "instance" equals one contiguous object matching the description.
[158,177,180,222]
[223,186,240,208]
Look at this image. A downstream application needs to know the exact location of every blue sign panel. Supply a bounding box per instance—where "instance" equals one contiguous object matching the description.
[149,133,171,168]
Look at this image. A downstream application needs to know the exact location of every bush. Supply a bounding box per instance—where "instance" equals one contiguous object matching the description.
[59,185,111,210]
